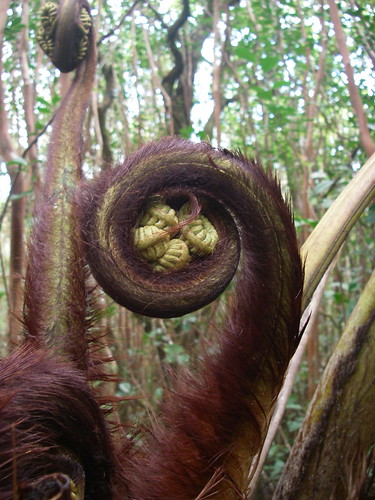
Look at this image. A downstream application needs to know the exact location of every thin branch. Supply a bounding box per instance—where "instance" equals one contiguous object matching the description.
[0,241,10,309]
[21,114,55,159]
[145,2,168,29]
[0,112,55,229]
[212,0,222,146]
[161,0,190,92]
[97,0,141,44]
[143,27,174,134]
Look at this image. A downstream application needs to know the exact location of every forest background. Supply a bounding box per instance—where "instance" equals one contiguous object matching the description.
[0,0,374,497]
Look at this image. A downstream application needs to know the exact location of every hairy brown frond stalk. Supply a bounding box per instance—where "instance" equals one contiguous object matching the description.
[24,0,96,365]
[80,137,303,498]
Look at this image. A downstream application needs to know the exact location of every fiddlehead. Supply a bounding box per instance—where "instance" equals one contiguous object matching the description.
[81,136,304,498]
[37,0,93,73]
[80,138,242,318]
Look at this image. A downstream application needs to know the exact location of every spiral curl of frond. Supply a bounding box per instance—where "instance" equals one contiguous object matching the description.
[37,0,93,73]
[80,138,244,318]
[79,136,301,322]
[80,136,303,497]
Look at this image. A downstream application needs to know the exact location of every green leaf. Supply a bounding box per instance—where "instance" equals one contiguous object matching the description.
[196,130,207,140]
[234,46,256,62]
[273,80,290,89]
[118,382,132,395]
[266,103,297,115]
[260,55,279,72]
[294,216,319,229]
[6,158,28,168]
[295,45,306,56]
[286,402,303,411]
[4,16,25,41]
[313,179,336,195]
[366,204,375,224]
[164,344,189,365]
[37,97,51,107]
[179,126,194,139]
[251,86,273,100]
[52,93,62,105]
[288,419,303,432]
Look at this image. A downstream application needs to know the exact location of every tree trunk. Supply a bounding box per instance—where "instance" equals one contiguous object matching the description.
[0,1,26,346]
[328,0,375,158]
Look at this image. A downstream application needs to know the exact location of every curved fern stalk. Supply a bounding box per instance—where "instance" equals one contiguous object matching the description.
[80,137,304,498]
[301,152,375,310]
[24,0,96,366]
[0,2,122,499]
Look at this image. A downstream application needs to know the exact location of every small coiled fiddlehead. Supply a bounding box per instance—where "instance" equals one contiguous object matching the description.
[37,0,92,73]
[80,136,304,498]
